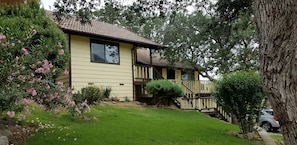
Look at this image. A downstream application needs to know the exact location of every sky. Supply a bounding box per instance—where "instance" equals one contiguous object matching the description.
[40,0,135,10]
[40,0,55,10]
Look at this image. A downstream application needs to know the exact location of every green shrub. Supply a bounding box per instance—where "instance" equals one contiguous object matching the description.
[124,97,131,102]
[73,86,102,105]
[102,87,112,98]
[146,80,184,106]
[213,71,264,135]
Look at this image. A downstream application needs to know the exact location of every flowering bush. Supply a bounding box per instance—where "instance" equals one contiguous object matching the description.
[0,1,76,118]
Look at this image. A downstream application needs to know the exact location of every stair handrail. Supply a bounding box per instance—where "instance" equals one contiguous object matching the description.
[180,81,196,108]
[181,81,195,95]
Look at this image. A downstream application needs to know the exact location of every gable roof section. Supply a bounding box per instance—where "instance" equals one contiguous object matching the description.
[46,11,164,49]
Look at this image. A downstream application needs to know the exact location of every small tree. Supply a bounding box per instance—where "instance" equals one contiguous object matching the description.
[213,71,264,135]
[146,80,184,106]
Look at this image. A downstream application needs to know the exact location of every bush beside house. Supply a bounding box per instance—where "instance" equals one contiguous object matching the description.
[146,80,184,106]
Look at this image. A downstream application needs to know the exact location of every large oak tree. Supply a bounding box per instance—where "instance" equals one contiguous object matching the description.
[254,1,297,144]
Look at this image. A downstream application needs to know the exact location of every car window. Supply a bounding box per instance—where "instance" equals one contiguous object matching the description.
[265,110,274,115]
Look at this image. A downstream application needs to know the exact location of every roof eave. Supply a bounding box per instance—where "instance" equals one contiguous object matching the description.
[61,28,166,50]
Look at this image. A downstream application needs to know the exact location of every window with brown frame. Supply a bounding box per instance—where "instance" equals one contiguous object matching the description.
[90,40,119,64]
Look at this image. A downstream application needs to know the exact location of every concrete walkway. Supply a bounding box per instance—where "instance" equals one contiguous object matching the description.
[257,128,277,145]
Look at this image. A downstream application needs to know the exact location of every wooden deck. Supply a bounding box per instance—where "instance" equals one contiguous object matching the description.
[133,65,231,122]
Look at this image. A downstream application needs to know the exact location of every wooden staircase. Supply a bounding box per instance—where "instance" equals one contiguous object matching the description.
[178,82,232,123]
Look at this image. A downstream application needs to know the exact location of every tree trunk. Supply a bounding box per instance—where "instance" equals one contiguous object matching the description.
[253,1,297,145]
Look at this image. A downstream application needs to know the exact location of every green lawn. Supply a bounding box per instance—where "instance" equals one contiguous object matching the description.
[26,105,262,145]
[270,133,283,145]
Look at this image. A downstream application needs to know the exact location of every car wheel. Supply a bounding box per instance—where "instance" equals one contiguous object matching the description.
[261,122,272,132]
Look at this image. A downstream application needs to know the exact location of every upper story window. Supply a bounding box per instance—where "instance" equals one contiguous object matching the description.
[182,70,194,80]
[167,69,175,79]
[90,39,119,64]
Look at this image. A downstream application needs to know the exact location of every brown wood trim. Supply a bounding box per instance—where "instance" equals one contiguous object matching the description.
[131,46,136,101]
[62,29,165,50]
[68,34,72,88]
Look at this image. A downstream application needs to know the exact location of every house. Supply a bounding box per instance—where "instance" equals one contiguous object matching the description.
[47,12,232,121]
[49,12,231,122]
[51,13,165,101]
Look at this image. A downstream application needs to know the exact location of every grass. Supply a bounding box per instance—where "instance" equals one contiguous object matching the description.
[270,134,284,145]
[25,105,262,145]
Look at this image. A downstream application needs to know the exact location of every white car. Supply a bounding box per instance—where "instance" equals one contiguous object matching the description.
[259,109,280,132]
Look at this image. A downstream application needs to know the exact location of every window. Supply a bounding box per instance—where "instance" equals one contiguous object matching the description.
[90,40,119,64]
[181,70,194,80]
[167,69,175,79]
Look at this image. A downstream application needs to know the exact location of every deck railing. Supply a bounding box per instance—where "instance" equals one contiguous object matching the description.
[134,65,153,81]
[178,97,216,110]
[177,97,232,122]
[199,80,213,93]
[173,80,213,94]
[134,65,213,94]
[133,66,231,122]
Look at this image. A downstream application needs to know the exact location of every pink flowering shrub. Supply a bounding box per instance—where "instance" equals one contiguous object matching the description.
[68,99,91,118]
[0,1,87,118]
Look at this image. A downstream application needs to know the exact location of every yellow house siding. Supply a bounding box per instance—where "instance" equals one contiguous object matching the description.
[162,68,167,79]
[175,69,181,80]
[70,35,133,100]
[194,71,199,80]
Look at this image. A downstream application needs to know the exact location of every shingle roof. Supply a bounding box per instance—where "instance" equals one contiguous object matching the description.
[137,49,194,69]
[46,11,164,49]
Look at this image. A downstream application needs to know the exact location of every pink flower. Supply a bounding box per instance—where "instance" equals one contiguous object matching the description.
[21,48,29,55]
[57,82,63,86]
[69,101,75,107]
[42,60,52,73]
[0,34,6,40]
[75,107,81,114]
[18,75,26,82]
[81,100,88,107]
[21,98,32,105]
[7,111,15,118]
[16,56,19,62]
[58,49,64,55]
[35,68,44,73]
[31,89,37,96]
[81,100,90,112]
[25,106,30,115]
[63,70,69,75]
[48,93,59,101]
